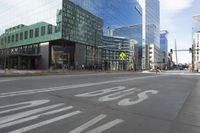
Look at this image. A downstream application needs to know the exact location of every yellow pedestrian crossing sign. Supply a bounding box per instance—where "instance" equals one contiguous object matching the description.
[119,51,125,61]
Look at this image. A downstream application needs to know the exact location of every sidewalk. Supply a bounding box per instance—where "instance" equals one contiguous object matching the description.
[0,69,134,77]
[169,79,200,132]
[0,70,5,76]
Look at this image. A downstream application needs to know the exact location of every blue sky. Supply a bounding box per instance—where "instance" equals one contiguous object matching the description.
[159,0,200,63]
[0,0,199,63]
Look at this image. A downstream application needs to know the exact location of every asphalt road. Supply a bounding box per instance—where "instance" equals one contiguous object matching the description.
[0,71,200,133]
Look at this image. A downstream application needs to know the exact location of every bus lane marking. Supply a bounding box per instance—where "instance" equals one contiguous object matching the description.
[76,86,159,106]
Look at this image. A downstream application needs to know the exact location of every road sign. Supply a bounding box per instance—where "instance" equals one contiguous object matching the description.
[119,51,125,61]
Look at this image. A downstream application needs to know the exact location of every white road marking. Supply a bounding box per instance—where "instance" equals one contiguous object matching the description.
[76,86,159,106]
[0,75,167,98]
[0,100,50,114]
[75,86,126,97]
[86,119,124,133]
[0,103,64,125]
[0,106,73,129]
[69,114,123,133]
[9,111,82,133]
[0,79,17,83]
[118,90,159,106]
[68,114,107,133]
[98,88,136,102]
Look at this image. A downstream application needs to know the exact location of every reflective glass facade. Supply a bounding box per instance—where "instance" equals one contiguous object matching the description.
[113,25,142,46]
[113,24,143,69]
[143,0,160,47]
[69,0,142,34]
[160,30,168,64]
[141,0,160,70]
[62,0,103,47]
[102,36,130,70]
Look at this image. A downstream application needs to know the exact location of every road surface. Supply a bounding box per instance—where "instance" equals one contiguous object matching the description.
[0,71,200,133]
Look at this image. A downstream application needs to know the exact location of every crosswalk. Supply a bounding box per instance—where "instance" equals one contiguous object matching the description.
[0,99,123,133]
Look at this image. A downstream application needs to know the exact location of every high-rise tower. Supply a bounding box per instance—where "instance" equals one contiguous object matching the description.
[69,0,142,34]
[139,0,160,69]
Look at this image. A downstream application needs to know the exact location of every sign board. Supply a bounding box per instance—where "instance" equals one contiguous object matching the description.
[119,51,125,61]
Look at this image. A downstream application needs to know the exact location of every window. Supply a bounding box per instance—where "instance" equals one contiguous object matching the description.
[20,32,23,40]
[8,36,11,43]
[35,28,39,37]
[4,37,7,44]
[41,26,46,36]
[48,25,52,34]
[30,30,33,38]
[12,35,14,43]
[55,26,60,33]
[24,31,28,39]
[1,38,3,45]
[16,34,19,42]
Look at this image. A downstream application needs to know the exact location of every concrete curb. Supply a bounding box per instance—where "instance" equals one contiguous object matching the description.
[0,70,136,78]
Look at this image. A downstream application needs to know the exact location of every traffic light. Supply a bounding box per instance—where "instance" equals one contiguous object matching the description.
[170,49,173,54]
[189,48,192,53]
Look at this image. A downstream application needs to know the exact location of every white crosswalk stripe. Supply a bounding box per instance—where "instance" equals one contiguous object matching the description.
[0,100,81,133]
[0,99,124,133]
[9,111,82,133]
[0,106,73,129]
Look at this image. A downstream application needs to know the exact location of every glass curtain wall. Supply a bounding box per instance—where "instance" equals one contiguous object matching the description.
[69,0,142,34]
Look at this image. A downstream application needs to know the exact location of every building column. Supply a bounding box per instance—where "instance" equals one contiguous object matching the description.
[18,56,21,69]
[28,58,31,69]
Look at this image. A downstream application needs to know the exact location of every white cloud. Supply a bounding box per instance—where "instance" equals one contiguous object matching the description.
[160,0,193,12]
[160,0,194,63]
[0,0,62,34]
[160,0,194,29]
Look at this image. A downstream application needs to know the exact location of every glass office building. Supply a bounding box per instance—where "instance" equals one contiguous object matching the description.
[0,0,104,70]
[142,0,160,47]
[160,30,168,64]
[102,36,131,70]
[62,0,103,46]
[70,0,142,34]
[113,24,142,69]
[140,0,160,69]
[70,0,143,70]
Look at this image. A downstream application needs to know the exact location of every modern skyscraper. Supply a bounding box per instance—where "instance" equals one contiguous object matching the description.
[69,0,142,34]
[69,0,143,70]
[160,30,169,65]
[139,0,160,69]
[141,0,160,47]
